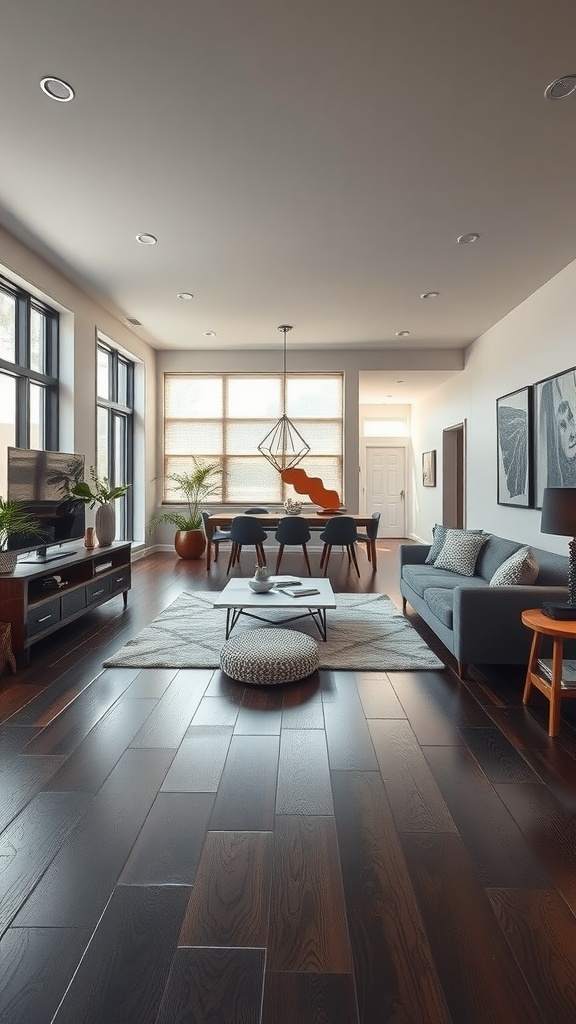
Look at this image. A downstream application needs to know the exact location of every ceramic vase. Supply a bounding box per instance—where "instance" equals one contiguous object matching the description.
[95,503,116,546]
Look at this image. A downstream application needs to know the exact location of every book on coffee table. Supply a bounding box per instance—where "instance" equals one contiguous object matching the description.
[284,587,320,597]
[270,576,302,588]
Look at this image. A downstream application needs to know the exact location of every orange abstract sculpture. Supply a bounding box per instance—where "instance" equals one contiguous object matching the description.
[281,467,341,510]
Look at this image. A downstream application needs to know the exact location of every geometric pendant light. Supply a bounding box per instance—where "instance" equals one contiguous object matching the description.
[257,325,310,472]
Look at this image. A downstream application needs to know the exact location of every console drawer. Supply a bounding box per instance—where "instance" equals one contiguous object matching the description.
[87,576,111,604]
[62,587,87,617]
[27,598,62,637]
[110,567,131,593]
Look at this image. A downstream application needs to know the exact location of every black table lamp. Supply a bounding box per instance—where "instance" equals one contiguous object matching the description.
[541,487,576,619]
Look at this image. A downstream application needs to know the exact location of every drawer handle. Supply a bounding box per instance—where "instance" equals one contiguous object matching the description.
[115,576,124,583]
[91,588,105,598]
[38,614,53,623]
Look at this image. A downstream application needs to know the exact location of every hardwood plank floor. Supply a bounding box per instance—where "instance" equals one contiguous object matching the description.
[1,542,576,1023]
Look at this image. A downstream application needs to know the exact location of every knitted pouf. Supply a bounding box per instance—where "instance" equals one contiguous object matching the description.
[220,627,319,685]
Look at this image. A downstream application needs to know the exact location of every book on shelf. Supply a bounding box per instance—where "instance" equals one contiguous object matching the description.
[284,587,320,597]
[537,658,576,689]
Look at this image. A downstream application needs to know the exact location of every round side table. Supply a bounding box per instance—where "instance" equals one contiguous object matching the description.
[521,608,576,737]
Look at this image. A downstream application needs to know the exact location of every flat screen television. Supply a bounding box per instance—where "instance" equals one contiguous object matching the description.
[7,447,86,562]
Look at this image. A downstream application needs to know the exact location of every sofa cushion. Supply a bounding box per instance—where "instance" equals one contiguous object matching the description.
[402,564,488,598]
[433,530,487,576]
[489,545,539,586]
[476,535,523,582]
[425,524,483,565]
[423,587,455,629]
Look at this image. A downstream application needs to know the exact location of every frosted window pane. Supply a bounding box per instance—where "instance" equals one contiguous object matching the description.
[363,418,408,437]
[30,309,46,373]
[165,420,223,455]
[228,458,282,503]
[97,348,110,399]
[165,456,223,502]
[118,360,128,406]
[0,291,16,362]
[97,407,109,479]
[294,421,341,454]
[29,383,45,450]
[226,420,277,454]
[165,376,222,417]
[227,378,281,418]
[286,377,342,417]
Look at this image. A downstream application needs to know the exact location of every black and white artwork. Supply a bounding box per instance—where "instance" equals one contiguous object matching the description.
[422,450,436,487]
[534,366,576,508]
[496,386,532,507]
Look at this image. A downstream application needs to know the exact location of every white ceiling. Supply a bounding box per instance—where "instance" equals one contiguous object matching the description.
[2,0,576,376]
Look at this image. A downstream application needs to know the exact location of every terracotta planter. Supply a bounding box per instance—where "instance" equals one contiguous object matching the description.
[174,529,206,560]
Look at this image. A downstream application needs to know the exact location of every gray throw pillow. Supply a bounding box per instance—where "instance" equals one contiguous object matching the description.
[433,530,487,576]
[425,525,483,565]
[489,545,539,586]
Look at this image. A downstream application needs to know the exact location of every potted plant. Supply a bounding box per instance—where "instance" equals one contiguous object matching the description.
[148,459,222,559]
[68,466,130,546]
[0,497,45,574]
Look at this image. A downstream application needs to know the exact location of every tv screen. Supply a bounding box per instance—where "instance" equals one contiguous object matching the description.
[7,447,86,561]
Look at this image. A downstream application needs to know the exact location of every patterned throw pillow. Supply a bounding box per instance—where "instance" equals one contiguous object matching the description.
[433,530,487,576]
[425,525,483,565]
[489,545,539,586]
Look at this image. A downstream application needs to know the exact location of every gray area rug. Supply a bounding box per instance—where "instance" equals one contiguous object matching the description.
[104,590,443,671]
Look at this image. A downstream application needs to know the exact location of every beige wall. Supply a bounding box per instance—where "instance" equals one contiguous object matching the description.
[411,256,576,554]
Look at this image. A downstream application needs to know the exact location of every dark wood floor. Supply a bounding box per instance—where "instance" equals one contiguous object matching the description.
[1,539,576,1023]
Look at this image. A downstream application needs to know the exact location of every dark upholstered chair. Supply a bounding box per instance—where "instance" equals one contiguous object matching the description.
[244,507,270,514]
[319,515,360,577]
[201,510,231,567]
[226,515,268,574]
[356,511,381,572]
[274,516,312,575]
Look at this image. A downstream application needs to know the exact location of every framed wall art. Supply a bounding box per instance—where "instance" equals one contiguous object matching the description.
[534,366,576,508]
[496,386,533,507]
[422,450,436,487]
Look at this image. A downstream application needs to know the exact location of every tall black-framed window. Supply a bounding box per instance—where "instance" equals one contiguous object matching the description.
[96,342,134,540]
[0,275,59,493]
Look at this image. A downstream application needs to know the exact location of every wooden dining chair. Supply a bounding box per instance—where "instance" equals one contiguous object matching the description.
[201,510,231,566]
[355,511,381,572]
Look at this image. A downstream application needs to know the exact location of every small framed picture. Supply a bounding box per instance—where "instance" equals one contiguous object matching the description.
[422,450,436,487]
[496,386,533,507]
[534,366,576,508]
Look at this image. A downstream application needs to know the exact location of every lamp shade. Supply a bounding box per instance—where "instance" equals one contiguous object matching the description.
[541,488,576,537]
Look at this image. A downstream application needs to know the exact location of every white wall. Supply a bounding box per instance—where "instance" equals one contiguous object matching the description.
[0,227,157,546]
[411,257,576,554]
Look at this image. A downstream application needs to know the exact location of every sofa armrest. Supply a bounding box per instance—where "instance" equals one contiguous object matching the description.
[453,584,570,663]
[399,544,430,570]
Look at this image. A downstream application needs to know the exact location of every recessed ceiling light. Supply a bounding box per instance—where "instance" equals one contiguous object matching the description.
[135,232,157,245]
[40,76,75,102]
[457,232,480,245]
[204,331,216,337]
[177,292,194,300]
[420,291,439,300]
[544,75,576,100]
[396,330,410,337]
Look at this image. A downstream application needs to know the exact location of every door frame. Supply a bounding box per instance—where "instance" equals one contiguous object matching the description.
[442,421,466,528]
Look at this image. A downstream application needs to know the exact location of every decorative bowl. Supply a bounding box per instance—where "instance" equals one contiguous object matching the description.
[249,578,275,593]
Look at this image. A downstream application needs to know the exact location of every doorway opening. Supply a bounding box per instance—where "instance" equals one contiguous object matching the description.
[442,422,466,528]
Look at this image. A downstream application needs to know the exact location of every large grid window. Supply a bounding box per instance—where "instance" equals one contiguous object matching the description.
[0,276,58,493]
[97,342,134,540]
[163,373,343,505]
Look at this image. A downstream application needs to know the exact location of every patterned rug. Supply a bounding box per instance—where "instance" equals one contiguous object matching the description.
[104,591,443,671]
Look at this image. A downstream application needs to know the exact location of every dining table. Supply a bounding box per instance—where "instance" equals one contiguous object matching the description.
[205,511,375,571]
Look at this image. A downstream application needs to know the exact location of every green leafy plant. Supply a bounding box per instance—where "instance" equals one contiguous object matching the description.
[0,497,46,551]
[148,460,222,533]
[68,466,129,509]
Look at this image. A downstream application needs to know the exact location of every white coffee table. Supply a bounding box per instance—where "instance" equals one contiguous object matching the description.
[213,577,336,640]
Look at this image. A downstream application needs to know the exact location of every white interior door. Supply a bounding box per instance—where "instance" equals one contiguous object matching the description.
[365,446,406,538]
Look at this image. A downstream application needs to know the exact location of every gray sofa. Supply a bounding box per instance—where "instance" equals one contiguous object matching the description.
[399,533,570,676]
